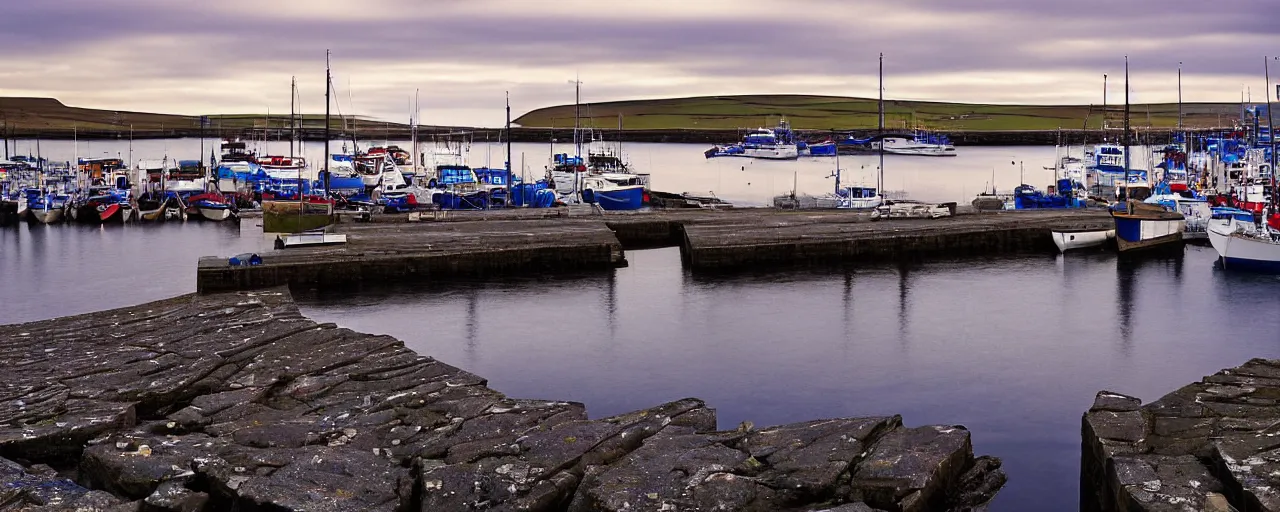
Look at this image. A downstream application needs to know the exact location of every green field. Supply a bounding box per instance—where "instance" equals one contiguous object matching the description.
[0,97,410,135]
[0,95,1252,136]
[514,94,1247,131]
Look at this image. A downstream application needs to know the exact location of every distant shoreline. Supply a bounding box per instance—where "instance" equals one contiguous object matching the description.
[0,126,1202,146]
[0,95,1242,146]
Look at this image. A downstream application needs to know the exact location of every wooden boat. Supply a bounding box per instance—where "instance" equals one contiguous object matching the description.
[262,198,334,233]
[135,193,173,222]
[1050,228,1114,252]
[1109,200,1185,253]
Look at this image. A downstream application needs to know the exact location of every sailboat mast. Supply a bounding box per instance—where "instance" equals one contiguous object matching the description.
[412,89,419,179]
[1265,56,1277,212]
[323,50,331,196]
[290,76,296,161]
[878,52,885,195]
[505,91,512,202]
[1177,63,1183,131]
[1123,56,1131,194]
[573,78,582,159]
[833,129,841,195]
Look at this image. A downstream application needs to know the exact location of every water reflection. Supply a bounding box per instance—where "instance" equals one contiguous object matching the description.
[465,289,479,370]
[898,263,911,341]
[842,272,854,332]
[1116,259,1136,353]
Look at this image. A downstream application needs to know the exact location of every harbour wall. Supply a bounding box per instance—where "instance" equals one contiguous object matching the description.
[196,208,1114,293]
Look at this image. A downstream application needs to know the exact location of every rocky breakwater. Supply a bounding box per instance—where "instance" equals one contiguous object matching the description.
[0,289,1005,511]
[1083,358,1280,512]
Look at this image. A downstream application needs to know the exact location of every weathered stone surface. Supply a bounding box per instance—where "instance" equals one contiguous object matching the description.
[0,454,127,510]
[851,425,975,512]
[1084,358,1280,512]
[1,289,1005,512]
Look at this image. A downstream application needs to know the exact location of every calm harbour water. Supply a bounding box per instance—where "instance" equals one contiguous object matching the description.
[3,136,1144,206]
[3,140,1279,510]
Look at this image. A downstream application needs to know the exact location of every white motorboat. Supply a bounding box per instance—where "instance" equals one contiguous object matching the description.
[877,132,956,157]
[1207,208,1280,273]
[1051,229,1115,252]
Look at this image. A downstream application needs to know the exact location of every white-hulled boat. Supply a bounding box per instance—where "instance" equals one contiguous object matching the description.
[1051,228,1115,252]
[1207,207,1280,272]
[877,131,956,157]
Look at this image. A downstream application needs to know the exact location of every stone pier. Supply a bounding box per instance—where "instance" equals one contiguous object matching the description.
[198,208,1114,293]
[1083,358,1280,511]
[0,289,1005,511]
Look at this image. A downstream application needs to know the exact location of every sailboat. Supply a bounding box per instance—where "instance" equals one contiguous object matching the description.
[264,69,337,236]
[1109,57,1185,253]
[1207,56,1280,272]
[869,53,953,220]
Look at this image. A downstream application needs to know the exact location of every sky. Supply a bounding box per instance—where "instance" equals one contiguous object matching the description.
[1,0,1277,127]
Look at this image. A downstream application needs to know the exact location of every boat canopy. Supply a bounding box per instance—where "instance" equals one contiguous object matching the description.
[1211,207,1254,222]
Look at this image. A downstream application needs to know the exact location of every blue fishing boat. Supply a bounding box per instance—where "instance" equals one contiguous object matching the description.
[23,188,69,224]
[1011,179,1088,209]
[581,176,644,210]
[428,165,489,210]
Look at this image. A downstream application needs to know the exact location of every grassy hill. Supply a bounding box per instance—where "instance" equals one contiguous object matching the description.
[0,97,407,136]
[513,94,1247,131]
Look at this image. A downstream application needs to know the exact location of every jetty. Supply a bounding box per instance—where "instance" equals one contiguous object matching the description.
[0,288,1005,511]
[198,208,1114,293]
[1082,359,1280,511]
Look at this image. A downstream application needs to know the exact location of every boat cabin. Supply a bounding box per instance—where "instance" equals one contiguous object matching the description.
[79,158,126,183]
[220,140,255,163]
[1089,144,1126,171]
[434,165,478,188]
[839,186,879,199]
[367,146,410,165]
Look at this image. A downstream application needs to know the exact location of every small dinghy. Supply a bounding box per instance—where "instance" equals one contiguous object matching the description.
[1050,228,1115,253]
[274,230,347,249]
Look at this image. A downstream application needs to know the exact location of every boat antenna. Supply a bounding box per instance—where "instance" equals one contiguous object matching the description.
[878,52,885,195]
[1266,56,1277,214]
[1123,56,1131,201]
[324,50,331,197]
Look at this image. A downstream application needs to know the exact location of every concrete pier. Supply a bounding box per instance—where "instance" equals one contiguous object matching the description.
[198,216,627,293]
[0,289,1006,511]
[1082,359,1280,512]
[199,208,1115,293]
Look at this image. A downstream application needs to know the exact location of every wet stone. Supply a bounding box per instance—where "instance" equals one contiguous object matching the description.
[1084,358,1280,512]
[0,289,1005,512]
[1093,390,1143,412]
[851,425,974,512]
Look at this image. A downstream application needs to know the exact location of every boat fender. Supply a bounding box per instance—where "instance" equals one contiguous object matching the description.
[229,253,263,266]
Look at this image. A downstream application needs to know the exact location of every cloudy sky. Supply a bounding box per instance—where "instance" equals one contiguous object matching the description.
[2,0,1276,126]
